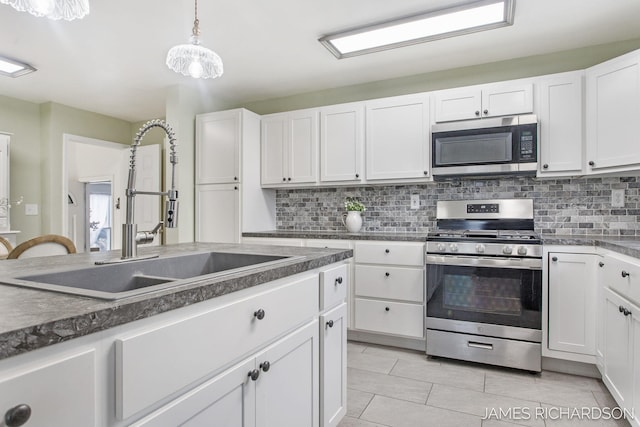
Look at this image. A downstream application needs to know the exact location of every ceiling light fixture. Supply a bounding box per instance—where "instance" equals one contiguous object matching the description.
[319,0,514,59]
[166,0,223,80]
[0,0,89,21]
[0,55,36,78]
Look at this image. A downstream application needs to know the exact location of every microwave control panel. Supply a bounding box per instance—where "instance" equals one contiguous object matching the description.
[517,125,537,162]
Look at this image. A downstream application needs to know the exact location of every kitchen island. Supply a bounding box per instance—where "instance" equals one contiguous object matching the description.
[0,242,352,427]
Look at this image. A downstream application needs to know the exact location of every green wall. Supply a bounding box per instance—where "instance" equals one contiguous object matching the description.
[240,37,640,114]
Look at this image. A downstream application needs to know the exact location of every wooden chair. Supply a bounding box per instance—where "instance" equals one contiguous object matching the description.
[7,234,76,259]
[0,236,13,259]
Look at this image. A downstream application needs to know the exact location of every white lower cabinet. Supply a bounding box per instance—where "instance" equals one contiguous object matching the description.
[133,320,319,427]
[320,303,347,427]
[0,349,96,427]
[547,252,598,356]
[353,241,425,342]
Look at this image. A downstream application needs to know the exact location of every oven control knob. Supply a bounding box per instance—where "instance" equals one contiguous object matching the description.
[437,243,446,252]
[475,244,485,253]
[503,245,513,255]
[517,246,528,256]
[449,243,458,252]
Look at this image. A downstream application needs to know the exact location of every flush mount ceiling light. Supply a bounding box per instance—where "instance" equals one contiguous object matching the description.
[0,0,89,20]
[319,0,515,59]
[0,55,36,78]
[166,0,223,80]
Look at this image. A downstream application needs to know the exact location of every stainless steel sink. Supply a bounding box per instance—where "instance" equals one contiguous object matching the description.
[5,252,297,300]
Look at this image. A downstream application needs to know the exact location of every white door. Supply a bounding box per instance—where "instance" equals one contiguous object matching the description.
[320,103,363,183]
[365,95,430,180]
[603,288,633,408]
[255,321,319,427]
[434,88,481,122]
[481,83,533,117]
[320,303,347,427]
[131,358,256,427]
[196,184,240,243]
[547,253,597,355]
[196,110,241,184]
[0,134,9,232]
[261,114,287,185]
[586,51,640,171]
[122,144,161,246]
[288,109,318,184]
[537,72,584,176]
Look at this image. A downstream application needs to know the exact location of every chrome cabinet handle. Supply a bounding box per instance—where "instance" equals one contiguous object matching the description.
[5,404,32,427]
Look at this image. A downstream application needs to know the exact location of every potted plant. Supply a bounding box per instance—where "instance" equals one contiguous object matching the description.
[342,197,365,232]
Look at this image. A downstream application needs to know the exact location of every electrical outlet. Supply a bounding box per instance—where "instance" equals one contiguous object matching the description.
[611,189,625,207]
[25,203,38,216]
[410,195,420,210]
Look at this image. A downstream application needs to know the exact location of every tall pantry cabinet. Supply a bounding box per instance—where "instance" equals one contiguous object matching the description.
[195,109,275,243]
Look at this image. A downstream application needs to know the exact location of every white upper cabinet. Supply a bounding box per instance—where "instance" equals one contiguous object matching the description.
[586,49,640,173]
[196,110,241,184]
[365,95,430,181]
[434,82,533,122]
[536,71,584,176]
[196,184,240,243]
[261,109,318,187]
[320,103,364,183]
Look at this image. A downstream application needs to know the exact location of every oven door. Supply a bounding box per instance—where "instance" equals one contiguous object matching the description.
[426,254,542,333]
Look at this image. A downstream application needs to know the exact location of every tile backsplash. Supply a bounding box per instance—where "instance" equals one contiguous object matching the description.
[275,176,640,236]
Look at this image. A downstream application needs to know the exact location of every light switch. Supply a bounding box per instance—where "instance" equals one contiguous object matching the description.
[25,203,38,215]
[410,195,420,210]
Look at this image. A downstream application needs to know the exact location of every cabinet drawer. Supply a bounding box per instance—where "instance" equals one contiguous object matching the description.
[116,273,318,420]
[0,349,96,427]
[603,253,640,305]
[355,241,424,266]
[354,298,423,338]
[355,265,424,302]
[320,263,348,311]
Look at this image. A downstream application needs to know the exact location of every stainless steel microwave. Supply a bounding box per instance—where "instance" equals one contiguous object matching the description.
[431,114,537,179]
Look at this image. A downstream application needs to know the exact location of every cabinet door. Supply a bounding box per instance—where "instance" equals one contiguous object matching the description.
[196,110,241,184]
[548,253,598,355]
[434,88,482,122]
[633,310,640,426]
[196,184,240,243]
[320,303,347,427]
[0,134,9,232]
[596,255,605,373]
[0,349,95,427]
[261,114,287,185]
[603,288,633,409]
[365,95,430,180]
[482,83,533,118]
[537,73,584,176]
[320,103,363,183]
[586,51,640,171]
[131,358,256,427]
[255,320,319,427]
[288,109,318,184]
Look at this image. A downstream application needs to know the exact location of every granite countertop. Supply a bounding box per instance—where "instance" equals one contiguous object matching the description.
[0,242,352,361]
[541,235,640,258]
[243,230,429,242]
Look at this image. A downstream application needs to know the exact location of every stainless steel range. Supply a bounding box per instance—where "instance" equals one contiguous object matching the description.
[425,199,542,372]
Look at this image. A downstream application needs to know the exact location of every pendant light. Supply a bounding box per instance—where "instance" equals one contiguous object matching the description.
[166,0,223,79]
[0,0,89,20]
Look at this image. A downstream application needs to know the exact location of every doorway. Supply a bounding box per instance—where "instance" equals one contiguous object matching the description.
[85,181,112,252]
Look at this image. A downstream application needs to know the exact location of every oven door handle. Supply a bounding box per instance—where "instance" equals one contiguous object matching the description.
[426,254,542,270]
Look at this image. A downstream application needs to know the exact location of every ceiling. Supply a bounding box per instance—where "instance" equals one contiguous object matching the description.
[1,0,640,123]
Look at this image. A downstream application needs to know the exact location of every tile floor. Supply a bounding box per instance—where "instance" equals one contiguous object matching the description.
[339,341,631,427]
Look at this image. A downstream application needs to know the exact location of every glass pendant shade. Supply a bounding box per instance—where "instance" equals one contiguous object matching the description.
[166,35,223,79]
[0,0,89,20]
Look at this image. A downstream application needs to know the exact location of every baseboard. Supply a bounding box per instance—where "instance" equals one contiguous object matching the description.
[347,329,426,351]
[542,356,601,379]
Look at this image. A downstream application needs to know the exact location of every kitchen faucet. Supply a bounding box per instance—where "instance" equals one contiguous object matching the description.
[121,119,178,260]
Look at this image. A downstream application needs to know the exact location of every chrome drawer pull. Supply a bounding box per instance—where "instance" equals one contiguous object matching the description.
[468,341,493,350]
